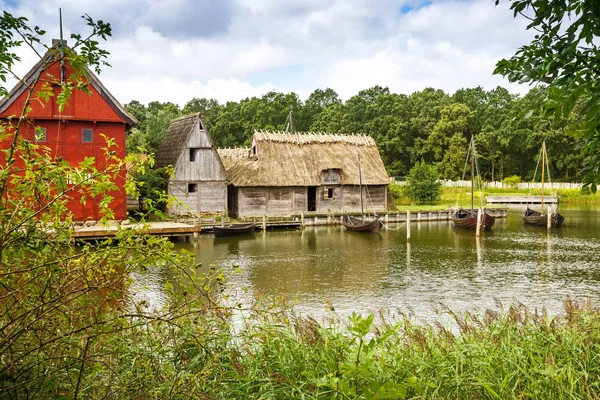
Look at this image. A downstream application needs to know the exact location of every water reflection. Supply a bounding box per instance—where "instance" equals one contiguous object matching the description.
[160,207,600,321]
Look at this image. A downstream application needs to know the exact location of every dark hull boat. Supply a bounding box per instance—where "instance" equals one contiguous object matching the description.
[521,142,565,228]
[452,208,495,231]
[521,207,564,228]
[453,136,494,233]
[342,215,382,233]
[213,223,256,237]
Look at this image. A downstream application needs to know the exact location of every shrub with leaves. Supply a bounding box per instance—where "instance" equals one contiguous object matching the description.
[404,161,441,203]
[502,174,521,188]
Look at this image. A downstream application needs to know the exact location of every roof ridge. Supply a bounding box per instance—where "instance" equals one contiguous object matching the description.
[172,112,201,122]
[252,130,375,146]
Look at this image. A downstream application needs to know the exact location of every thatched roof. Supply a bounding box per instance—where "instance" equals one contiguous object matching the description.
[0,42,137,127]
[218,130,389,187]
[155,113,201,169]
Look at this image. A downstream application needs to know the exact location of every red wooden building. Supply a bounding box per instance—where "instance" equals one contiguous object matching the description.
[0,42,136,221]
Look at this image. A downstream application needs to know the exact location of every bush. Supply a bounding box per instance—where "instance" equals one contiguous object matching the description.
[502,175,521,188]
[404,161,441,203]
[388,182,403,201]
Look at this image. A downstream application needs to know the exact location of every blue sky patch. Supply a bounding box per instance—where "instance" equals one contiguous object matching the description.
[248,64,311,92]
[399,1,433,15]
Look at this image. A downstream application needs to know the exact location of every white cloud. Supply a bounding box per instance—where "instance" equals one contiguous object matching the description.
[101,75,281,105]
[1,0,535,106]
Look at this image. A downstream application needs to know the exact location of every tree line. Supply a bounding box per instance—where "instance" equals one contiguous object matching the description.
[125,85,585,183]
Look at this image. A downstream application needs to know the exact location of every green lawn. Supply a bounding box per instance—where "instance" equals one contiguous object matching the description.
[392,186,600,209]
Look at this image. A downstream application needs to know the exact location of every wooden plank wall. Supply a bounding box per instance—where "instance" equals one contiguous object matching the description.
[238,187,267,216]
[169,181,227,215]
[169,182,195,215]
[236,185,387,216]
[198,181,227,212]
[293,187,306,211]
[173,123,226,182]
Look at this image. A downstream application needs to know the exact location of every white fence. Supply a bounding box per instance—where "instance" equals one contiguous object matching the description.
[392,178,582,190]
[441,180,582,190]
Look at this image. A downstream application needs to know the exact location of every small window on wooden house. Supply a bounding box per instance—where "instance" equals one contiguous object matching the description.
[189,148,198,162]
[324,187,334,200]
[188,183,197,193]
[35,127,46,142]
[82,129,93,143]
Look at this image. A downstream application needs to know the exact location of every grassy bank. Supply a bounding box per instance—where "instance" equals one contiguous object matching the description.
[392,184,600,209]
[9,291,600,399]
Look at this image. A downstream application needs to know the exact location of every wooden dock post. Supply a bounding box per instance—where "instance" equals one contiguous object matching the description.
[547,206,552,230]
[476,208,482,237]
[406,210,411,241]
[262,215,266,230]
[301,212,305,228]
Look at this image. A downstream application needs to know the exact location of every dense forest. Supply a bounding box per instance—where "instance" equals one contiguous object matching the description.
[124,85,585,182]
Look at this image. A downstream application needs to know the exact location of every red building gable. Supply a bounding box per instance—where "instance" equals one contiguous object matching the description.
[0,44,137,221]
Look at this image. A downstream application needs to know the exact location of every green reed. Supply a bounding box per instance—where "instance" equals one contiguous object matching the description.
[65,297,599,399]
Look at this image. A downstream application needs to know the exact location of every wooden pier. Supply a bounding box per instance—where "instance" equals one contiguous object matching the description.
[486,195,558,205]
[72,208,507,240]
[72,221,202,240]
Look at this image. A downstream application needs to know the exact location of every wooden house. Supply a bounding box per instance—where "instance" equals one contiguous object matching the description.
[155,113,227,216]
[218,131,390,217]
[0,41,137,221]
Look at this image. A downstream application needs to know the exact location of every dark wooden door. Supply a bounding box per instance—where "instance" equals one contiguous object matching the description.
[307,187,317,211]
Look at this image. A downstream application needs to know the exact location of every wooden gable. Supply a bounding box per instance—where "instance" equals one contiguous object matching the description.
[0,46,136,127]
[157,113,227,182]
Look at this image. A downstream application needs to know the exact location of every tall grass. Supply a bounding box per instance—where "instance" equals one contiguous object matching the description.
[32,296,600,399]
[396,187,600,209]
[198,299,600,399]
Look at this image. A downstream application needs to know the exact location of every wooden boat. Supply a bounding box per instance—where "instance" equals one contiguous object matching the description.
[342,153,382,234]
[213,223,256,237]
[342,215,383,233]
[452,208,495,231]
[452,136,495,231]
[521,142,564,228]
[522,206,564,227]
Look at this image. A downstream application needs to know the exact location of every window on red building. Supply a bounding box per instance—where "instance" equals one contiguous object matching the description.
[82,129,93,143]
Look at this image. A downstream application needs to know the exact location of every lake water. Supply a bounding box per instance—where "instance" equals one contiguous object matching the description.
[134,205,600,320]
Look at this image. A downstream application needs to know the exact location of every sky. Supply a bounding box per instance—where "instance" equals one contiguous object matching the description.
[1,0,534,107]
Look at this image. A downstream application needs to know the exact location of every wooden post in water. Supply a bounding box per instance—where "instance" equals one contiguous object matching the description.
[406,210,411,241]
[476,208,482,237]
[262,214,266,230]
[547,206,552,230]
[301,212,304,228]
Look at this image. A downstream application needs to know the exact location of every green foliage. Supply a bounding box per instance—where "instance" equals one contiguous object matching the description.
[404,161,441,204]
[388,182,403,201]
[125,103,181,154]
[0,13,214,398]
[4,9,600,400]
[125,153,173,215]
[494,0,600,191]
[124,82,589,184]
[502,175,521,188]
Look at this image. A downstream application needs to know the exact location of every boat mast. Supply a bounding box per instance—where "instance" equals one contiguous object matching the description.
[541,141,545,211]
[471,136,475,211]
[285,108,295,134]
[358,153,364,215]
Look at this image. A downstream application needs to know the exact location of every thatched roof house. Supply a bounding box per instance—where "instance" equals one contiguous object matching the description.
[156,113,227,215]
[219,130,390,217]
